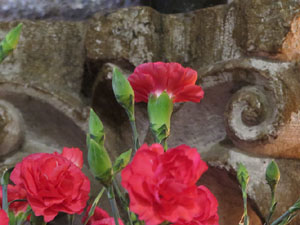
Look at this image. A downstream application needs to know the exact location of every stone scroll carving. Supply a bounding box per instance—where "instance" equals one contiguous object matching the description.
[200,58,300,159]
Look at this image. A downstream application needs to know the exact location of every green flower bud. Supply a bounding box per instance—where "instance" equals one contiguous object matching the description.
[112,67,135,120]
[87,136,113,186]
[0,23,22,63]
[89,108,105,145]
[237,163,249,191]
[147,92,173,143]
[266,160,280,190]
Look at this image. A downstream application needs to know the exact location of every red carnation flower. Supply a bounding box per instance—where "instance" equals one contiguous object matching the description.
[128,62,204,103]
[0,184,28,214]
[121,143,218,225]
[0,209,9,225]
[10,150,90,222]
[82,205,124,225]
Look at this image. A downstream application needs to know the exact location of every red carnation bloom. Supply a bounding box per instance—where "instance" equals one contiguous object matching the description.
[0,209,9,225]
[10,151,90,222]
[0,184,28,214]
[121,143,218,225]
[128,62,204,103]
[82,205,124,225]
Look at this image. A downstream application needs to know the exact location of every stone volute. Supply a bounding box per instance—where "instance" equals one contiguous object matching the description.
[0,99,24,157]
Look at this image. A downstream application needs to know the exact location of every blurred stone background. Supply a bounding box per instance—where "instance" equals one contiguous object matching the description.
[0,0,300,224]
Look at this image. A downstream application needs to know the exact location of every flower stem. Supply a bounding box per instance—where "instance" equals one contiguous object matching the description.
[107,185,120,225]
[68,214,74,225]
[162,138,168,151]
[130,119,140,152]
[113,179,133,225]
[270,210,291,225]
[113,179,127,207]
[265,190,276,225]
[1,185,8,212]
[241,188,249,225]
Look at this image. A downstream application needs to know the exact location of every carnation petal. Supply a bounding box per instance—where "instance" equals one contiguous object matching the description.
[61,147,84,169]
[128,62,204,103]
[0,209,9,225]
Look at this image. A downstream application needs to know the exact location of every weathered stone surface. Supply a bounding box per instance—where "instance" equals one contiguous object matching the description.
[85,5,242,69]
[85,7,162,67]
[199,167,263,225]
[236,0,300,54]
[0,20,86,100]
[280,13,300,60]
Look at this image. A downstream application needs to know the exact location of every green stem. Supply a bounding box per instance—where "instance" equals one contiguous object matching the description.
[270,210,291,225]
[162,138,168,151]
[113,180,133,225]
[126,208,134,225]
[266,190,276,225]
[242,189,249,225]
[2,185,8,212]
[68,214,74,225]
[107,185,120,225]
[129,119,140,152]
[113,180,127,207]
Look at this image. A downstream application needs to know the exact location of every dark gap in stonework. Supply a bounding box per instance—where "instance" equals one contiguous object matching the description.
[144,0,228,14]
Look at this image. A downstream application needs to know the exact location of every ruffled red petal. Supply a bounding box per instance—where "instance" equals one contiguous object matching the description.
[128,62,204,103]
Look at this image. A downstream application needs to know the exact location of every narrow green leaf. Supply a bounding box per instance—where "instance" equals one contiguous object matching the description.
[113,149,132,174]
[83,187,105,225]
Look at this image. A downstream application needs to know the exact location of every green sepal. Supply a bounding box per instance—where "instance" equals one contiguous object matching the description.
[148,92,173,143]
[0,167,13,186]
[113,149,132,174]
[266,160,280,190]
[14,205,32,225]
[87,137,113,186]
[112,67,135,120]
[0,23,22,63]
[8,210,16,225]
[89,108,105,145]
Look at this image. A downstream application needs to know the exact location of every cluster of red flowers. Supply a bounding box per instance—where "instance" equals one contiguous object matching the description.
[122,144,218,225]
[124,62,218,225]
[0,147,90,223]
[0,62,218,225]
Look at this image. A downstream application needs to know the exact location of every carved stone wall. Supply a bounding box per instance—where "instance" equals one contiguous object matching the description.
[0,0,300,224]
